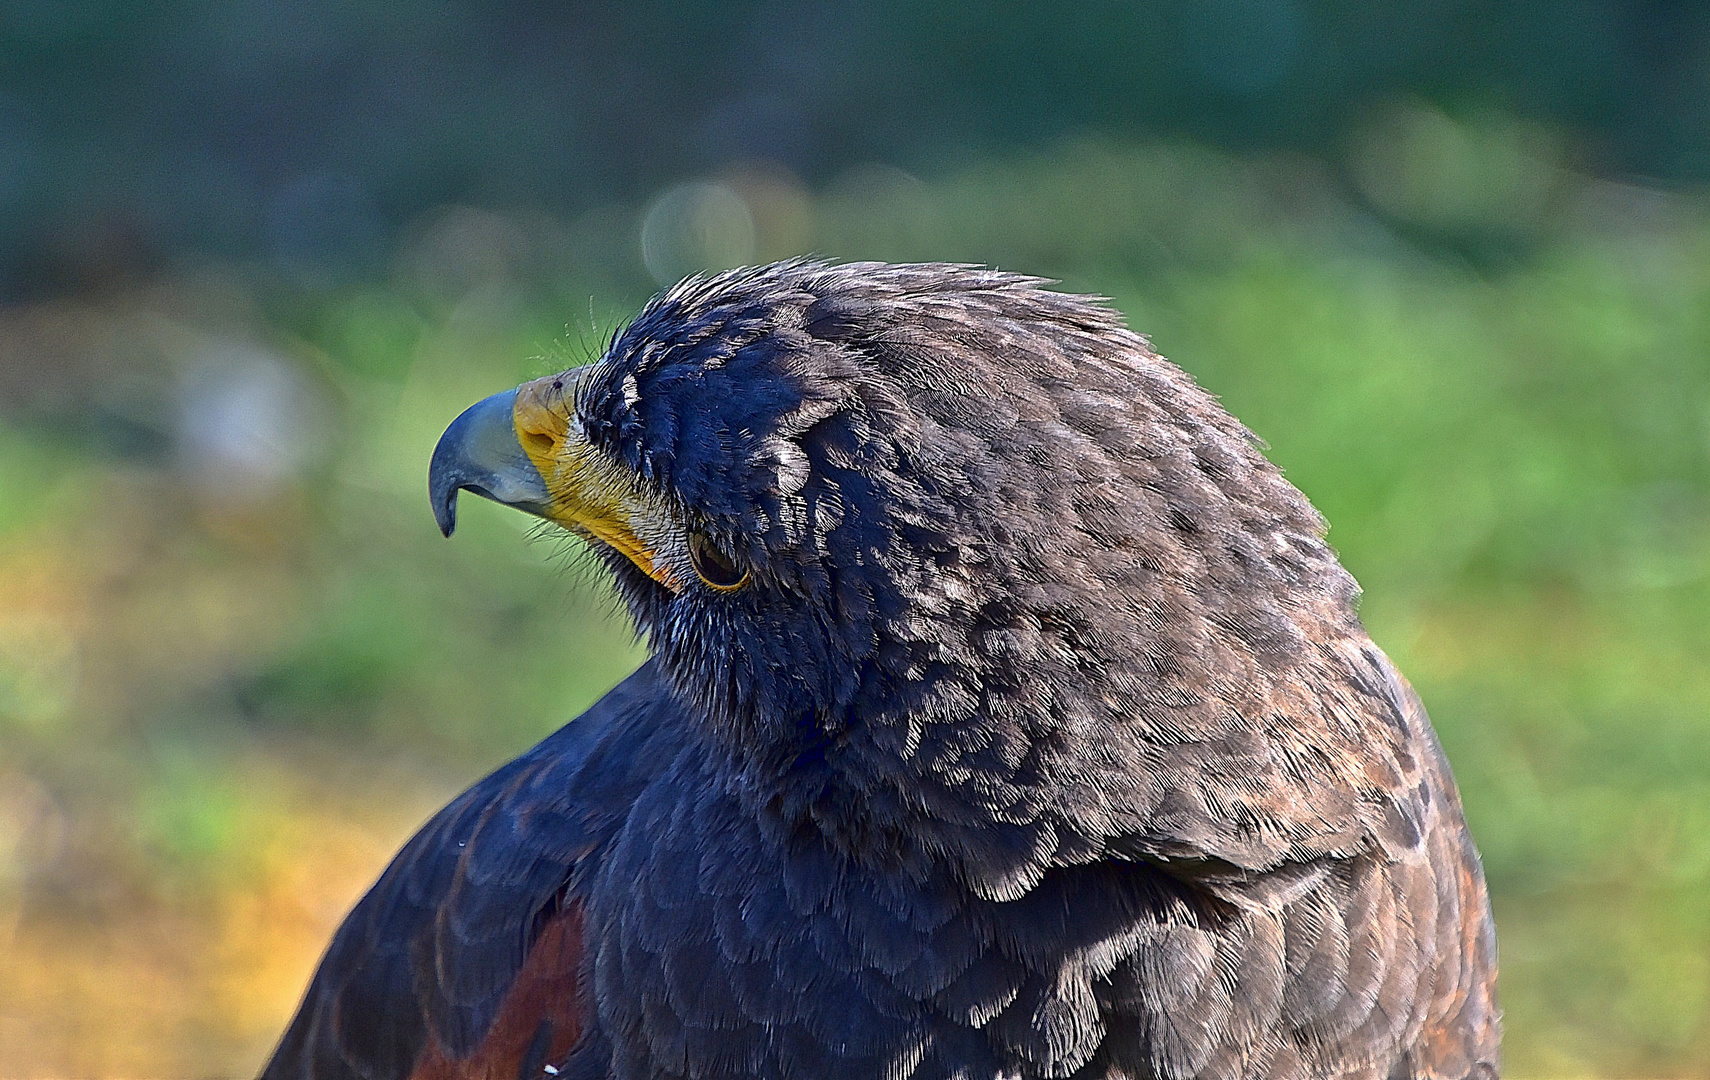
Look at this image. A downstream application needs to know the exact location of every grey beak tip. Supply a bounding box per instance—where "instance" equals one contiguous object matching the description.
[428,388,549,537]
[428,423,471,538]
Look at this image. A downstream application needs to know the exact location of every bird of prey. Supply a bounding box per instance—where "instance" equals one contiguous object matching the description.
[261,261,1498,1080]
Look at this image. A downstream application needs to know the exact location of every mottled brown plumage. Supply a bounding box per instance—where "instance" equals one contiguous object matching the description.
[264,261,1498,1080]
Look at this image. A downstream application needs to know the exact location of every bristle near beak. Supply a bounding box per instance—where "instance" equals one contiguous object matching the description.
[429,373,685,592]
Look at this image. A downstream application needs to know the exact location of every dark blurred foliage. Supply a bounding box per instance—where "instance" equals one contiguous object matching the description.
[2,2,1710,1077]
[4,0,1710,296]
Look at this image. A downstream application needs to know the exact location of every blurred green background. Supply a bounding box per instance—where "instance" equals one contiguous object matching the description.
[2,2,1709,1076]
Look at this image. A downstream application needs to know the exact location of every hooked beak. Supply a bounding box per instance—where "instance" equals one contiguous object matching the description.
[428,371,686,591]
[428,388,551,537]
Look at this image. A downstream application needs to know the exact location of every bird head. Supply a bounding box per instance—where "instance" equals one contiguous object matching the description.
[430,261,1359,848]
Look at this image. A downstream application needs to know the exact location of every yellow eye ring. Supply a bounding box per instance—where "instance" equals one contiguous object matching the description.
[688,531,749,591]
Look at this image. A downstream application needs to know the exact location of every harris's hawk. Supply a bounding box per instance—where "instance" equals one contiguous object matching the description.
[261,261,1499,1080]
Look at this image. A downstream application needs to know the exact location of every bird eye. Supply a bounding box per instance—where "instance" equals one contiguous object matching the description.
[687,531,749,590]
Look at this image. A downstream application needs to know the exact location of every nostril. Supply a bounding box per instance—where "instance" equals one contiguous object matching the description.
[521,430,556,457]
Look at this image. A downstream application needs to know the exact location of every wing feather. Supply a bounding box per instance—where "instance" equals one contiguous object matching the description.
[259,665,671,1080]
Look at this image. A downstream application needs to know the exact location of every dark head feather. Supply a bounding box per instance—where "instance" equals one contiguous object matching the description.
[570,260,1400,894]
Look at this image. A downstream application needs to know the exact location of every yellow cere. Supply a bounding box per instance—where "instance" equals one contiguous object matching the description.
[511,373,685,593]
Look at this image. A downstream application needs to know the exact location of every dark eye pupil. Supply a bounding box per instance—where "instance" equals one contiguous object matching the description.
[689,531,746,588]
